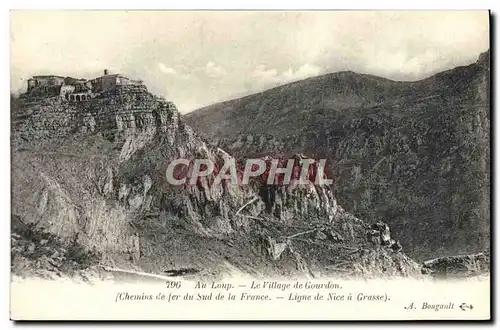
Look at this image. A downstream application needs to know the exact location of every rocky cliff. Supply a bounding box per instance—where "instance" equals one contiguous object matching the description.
[12,80,422,281]
[185,51,490,261]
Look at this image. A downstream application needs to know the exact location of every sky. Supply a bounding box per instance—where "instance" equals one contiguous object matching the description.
[10,11,489,113]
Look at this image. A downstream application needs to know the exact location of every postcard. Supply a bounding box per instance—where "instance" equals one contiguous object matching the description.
[9,10,491,321]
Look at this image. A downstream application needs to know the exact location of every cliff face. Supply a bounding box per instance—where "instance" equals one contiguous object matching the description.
[13,85,176,157]
[185,51,490,261]
[11,80,420,280]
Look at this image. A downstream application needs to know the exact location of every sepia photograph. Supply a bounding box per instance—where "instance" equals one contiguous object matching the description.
[8,9,491,321]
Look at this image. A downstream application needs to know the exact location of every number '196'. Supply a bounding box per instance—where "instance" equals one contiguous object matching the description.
[165,281,181,289]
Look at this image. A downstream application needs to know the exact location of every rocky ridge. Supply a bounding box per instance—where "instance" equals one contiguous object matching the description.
[11,77,437,281]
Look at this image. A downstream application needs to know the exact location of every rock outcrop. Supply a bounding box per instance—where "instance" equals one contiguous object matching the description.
[421,252,490,279]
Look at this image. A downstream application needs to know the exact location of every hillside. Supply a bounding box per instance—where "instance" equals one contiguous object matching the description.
[11,83,422,282]
[185,51,490,260]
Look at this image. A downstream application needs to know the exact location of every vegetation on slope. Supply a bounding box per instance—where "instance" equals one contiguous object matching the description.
[185,51,490,260]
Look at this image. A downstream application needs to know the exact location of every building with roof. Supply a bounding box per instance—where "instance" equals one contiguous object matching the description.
[90,69,144,94]
[25,70,144,101]
[27,75,66,93]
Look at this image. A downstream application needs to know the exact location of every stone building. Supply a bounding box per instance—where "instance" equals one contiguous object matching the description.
[26,70,144,101]
[60,80,93,102]
[27,75,66,93]
[59,85,75,98]
[90,69,144,93]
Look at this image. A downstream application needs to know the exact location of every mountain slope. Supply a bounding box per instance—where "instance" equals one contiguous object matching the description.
[11,83,420,281]
[185,51,490,260]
